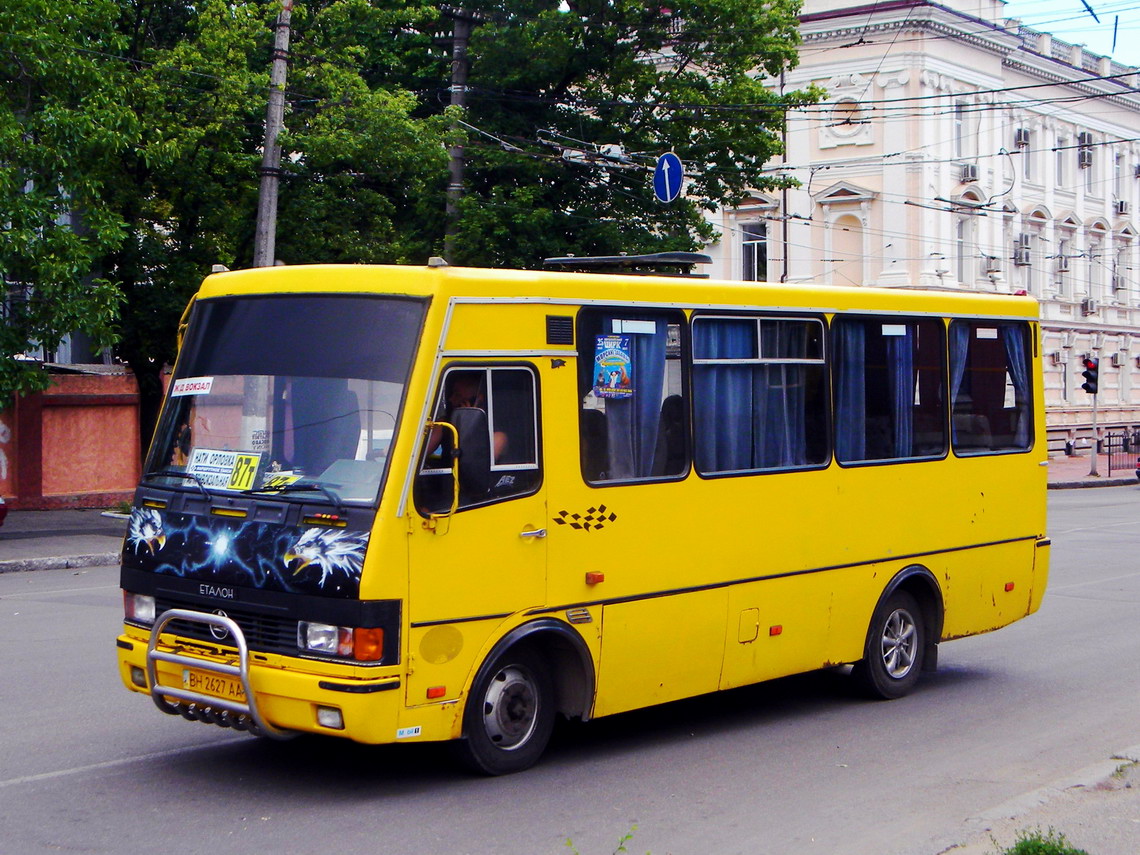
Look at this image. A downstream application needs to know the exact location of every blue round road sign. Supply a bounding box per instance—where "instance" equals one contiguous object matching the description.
[654,152,684,203]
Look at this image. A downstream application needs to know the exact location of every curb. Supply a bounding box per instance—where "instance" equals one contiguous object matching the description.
[0,552,121,574]
[941,744,1140,854]
[1049,477,1138,489]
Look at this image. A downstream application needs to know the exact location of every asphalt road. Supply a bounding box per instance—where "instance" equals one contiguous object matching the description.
[1,488,1138,855]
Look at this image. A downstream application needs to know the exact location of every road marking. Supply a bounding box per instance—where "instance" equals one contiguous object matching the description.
[0,741,237,790]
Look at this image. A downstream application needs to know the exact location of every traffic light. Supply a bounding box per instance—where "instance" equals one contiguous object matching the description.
[1081,356,1099,395]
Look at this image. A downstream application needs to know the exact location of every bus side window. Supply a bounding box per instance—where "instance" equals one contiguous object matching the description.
[833,316,947,463]
[949,321,1033,454]
[414,365,541,514]
[577,309,688,483]
[691,315,828,474]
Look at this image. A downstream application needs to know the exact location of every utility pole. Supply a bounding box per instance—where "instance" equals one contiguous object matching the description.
[443,7,480,263]
[253,0,293,268]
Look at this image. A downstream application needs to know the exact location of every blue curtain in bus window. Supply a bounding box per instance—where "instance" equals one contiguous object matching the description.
[604,320,667,479]
[694,319,808,471]
[886,330,914,457]
[949,322,970,447]
[693,319,754,471]
[1002,324,1031,448]
[834,321,866,462]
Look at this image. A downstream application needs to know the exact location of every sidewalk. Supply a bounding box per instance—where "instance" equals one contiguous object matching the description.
[1047,451,1139,489]
[0,507,127,574]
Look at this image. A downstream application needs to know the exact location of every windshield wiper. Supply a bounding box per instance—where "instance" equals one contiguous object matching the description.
[142,469,210,499]
[243,481,346,515]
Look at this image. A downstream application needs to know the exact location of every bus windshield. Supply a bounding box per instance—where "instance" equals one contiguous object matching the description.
[145,294,426,506]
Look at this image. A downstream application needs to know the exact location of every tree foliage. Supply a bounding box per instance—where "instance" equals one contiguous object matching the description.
[438,0,820,267]
[0,0,134,400]
[0,0,814,427]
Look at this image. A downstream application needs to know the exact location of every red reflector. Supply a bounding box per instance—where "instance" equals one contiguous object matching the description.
[353,628,384,661]
[585,571,605,585]
[426,686,446,699]
[769,625,783,636]
[1004,582,1015,592]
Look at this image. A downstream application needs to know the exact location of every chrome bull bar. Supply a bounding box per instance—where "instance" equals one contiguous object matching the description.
[145,608,293,740]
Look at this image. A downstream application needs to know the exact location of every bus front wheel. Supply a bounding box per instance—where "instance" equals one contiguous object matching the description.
[454,647,554,775]
[853,590,925,700]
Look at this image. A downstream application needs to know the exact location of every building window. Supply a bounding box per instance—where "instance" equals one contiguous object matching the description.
[954,102,967,159]
[742,223,767,282]
[1056,137,1066,188]
[1022,130,1033,182]
[1057,237,1071,297]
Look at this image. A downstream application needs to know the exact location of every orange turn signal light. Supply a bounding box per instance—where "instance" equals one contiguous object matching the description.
[1004,582,1015,592]
[353,628,384,661]
[769,625,783,636]
[585,571,605,585]
[426,686,447,699]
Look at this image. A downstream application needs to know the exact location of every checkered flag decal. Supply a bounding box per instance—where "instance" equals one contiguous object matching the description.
[553,505,618,532]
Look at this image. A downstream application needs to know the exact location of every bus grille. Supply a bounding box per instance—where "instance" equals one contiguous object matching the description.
[154,596,295,656]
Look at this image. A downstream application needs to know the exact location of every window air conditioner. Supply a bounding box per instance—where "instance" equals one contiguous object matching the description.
[984,255,1002,274]
[1078,131,1093,148]
[1015,128,1031,147]
[959,163,978,183]
[1082,298,1098,314]
[1013,234,1031,266]
[1079,149,1093,169]
[1115,199,1130,216]
[1112,352,1125,367]
[1057,255,1070,272]
[1050,351,1064,365]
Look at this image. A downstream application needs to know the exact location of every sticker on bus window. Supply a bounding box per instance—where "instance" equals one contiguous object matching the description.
[976,327,999,339]
[186,448,262,491]
[171,376,214,397]
[593,335,634,399]
[881,324,907,337]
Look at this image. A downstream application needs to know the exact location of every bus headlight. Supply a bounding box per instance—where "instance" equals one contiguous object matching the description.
[123,592,156,625]
[297,622,384,662]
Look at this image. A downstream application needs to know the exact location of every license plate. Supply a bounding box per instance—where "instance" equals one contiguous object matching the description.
[183,669,246,702]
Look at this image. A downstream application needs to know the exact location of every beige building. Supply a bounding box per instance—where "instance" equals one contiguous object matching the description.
[706,0,1140,451]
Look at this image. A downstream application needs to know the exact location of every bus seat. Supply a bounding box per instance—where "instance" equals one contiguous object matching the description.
[453,406,492,502]
[952,413,991,450]
[293,381,361,474]
[581,408,608,481]
[652,395,686,476]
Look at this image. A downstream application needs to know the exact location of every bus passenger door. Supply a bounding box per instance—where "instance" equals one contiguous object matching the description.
[405,365,546,701]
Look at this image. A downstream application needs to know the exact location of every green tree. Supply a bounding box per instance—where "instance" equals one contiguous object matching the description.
[434,0,820,268]
[0,0,134,403]
[103,0,448,450]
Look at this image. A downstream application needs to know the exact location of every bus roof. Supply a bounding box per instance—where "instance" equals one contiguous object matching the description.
[197,263,1041,319]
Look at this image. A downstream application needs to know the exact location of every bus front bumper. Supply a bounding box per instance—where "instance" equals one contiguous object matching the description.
[116,625,462,745]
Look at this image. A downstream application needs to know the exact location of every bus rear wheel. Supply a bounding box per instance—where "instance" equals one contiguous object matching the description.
[454,647,554,775]
[853,591,925,700]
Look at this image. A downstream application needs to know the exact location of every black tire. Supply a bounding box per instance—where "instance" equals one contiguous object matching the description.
[852,590,925,700]
[454,647,554,775]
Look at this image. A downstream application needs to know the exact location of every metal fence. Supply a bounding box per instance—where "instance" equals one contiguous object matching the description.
[1105,430,1140,477]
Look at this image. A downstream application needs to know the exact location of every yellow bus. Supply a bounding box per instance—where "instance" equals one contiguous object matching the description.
[116,256,1049,774]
